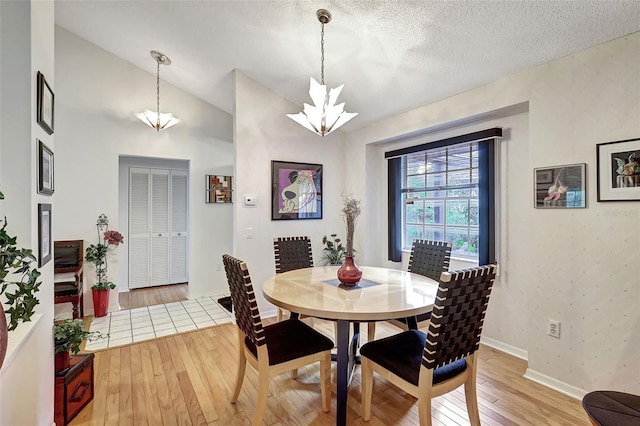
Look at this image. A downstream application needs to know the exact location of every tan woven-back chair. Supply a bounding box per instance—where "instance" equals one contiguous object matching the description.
[273,236,314,321]
[222,254,333,426]
[361,264,497,426]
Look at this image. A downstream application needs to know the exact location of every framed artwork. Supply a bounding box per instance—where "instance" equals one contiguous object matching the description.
[38,203,52,267]
[37,71,54,135]
[37,140,54,195]
[271,160,323,220]
[596,137,640,202]
[534,163,586,209]
[206,175,233,203]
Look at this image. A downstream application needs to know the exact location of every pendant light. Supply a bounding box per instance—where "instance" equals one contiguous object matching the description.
[287,9,357,137]
[136,50,181,131]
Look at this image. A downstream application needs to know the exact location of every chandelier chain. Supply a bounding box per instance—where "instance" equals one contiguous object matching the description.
[320,22,325,85]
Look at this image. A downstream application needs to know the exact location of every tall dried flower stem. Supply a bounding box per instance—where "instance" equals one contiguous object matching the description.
[341,194,361,257]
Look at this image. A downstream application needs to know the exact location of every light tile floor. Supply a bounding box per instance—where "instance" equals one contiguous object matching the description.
[85,295,232,350]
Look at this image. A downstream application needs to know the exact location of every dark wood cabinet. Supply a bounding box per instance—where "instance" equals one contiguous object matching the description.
[54,353,94,426]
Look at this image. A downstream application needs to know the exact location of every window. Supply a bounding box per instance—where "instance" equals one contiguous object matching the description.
[402,142,479,260]
[386,128,500,265]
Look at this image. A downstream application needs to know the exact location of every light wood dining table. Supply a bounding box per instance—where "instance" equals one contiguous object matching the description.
[263,265,439,426]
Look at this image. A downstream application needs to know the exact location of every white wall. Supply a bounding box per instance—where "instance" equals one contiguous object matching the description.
[54,27,234,316]
[0,1,55,424]
[346,32,640,396]
[233,71,348,316]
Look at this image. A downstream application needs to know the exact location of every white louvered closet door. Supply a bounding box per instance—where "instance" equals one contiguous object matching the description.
[171,170,189,283]
[128,167,189,289]
[129,168,150,289]
[151,170,170,286]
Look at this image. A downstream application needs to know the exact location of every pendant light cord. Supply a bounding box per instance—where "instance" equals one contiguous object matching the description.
[320,22,325,85]
[156,59,161,129]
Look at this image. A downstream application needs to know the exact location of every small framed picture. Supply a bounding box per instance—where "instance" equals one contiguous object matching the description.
[37,140,54,195]
[38,203,52,267]
[37,71,54,135]
[596,137,640,202]
[271,160,323,220]
[534,163,586,209]
[206,175,233,203]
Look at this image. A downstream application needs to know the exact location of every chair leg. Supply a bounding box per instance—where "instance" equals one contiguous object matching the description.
[361,357,373,421]
[291,368,298,379]
[464,380,481,426]
[417,369,434,426]
[277,308,283,321]
[231,333,247,403]
[320,352,331,412]
[253,364,270,426]
[464,355,481,426]
[417,397,433,426]
[367,322,376,342]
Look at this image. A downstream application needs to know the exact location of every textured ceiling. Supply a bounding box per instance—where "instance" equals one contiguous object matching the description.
[55,0,640,131]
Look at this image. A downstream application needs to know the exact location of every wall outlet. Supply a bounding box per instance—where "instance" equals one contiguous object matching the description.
[548,319,561,338]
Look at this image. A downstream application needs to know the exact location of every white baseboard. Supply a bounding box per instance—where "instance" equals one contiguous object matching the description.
[481,336,528,361]
[524,369,586,400]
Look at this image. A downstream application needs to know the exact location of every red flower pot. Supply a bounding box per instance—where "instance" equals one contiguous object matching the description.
[92,289,110,317]
[55,351,70,373]
[337,256,362,285]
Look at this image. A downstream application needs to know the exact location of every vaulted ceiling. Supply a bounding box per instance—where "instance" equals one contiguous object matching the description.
[55,0,640,131]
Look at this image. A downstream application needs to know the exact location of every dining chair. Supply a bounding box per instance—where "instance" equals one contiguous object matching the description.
[360,264,497,426]
[222,254,333,426]
[273,236,314,322]
[368,240,452,340]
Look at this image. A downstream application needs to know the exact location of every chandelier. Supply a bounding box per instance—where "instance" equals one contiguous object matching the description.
[136,50,181,131]
[287,9,357,137]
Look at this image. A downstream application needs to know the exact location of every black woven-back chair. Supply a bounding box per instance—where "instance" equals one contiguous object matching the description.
[368,240,452,341]
[222,254,333,426]
[361,264,497,426]
[273,236,313,321]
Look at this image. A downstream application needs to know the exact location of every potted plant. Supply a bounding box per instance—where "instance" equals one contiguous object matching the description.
[0,189,41,369]
[337,194,362,285]
[53,318,106,372]
[85,214,123,317]
[321,234,346,265]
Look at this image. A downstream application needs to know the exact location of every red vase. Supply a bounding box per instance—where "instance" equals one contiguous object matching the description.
[337,256,362,285]
[0,304,7,370]
[55,351,70,373]
[92,289,110,317]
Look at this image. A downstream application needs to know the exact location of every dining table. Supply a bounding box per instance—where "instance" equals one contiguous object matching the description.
[262,265,439,426]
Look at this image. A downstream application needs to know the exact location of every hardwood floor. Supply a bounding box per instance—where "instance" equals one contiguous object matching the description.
[71,318,590,425]
[119,283,189,310]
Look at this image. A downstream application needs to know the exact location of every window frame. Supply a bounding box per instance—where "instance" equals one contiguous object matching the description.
[386,128,500,265]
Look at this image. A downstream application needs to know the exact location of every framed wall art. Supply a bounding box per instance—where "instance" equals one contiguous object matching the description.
[38,203,52,267]
[534,163,586,209]
[271,160,322,220]
[206,175,233,203]
[596,137,640,202]
[37,140,54,195]
[37,71,54,135]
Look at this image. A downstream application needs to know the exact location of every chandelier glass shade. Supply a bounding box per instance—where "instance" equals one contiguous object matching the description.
[287,9,357,137]
[135,110,181,131]
[136,50,180,132]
